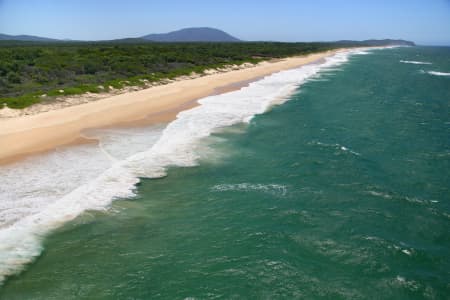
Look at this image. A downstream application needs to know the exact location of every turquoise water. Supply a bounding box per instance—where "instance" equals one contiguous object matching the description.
[1,47,449,299]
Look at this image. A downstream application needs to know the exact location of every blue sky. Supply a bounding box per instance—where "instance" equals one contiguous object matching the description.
[1,0,449,45]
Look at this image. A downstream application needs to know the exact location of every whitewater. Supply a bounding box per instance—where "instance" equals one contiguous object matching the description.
[0,48,375,283]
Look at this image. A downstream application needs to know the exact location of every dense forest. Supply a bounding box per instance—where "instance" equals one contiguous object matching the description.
[0,41,403,108]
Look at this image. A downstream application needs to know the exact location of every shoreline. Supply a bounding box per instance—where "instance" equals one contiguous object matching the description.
[0,49,344,165]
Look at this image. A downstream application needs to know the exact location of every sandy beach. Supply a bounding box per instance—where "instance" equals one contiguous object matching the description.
[0,50,341,164]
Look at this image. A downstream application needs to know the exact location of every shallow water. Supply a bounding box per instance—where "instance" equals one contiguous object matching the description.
[0,46,449,299]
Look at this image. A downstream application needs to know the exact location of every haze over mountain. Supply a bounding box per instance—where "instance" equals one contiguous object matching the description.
[0,33,59,42]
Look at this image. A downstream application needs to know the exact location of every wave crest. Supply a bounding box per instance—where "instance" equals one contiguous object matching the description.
[426,70,450,76]
[400,60,432,65]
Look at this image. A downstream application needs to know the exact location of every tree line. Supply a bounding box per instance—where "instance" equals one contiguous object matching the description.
[0,41,362,108]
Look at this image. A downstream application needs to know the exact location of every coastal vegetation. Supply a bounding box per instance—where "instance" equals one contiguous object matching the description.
[0,40,409,108]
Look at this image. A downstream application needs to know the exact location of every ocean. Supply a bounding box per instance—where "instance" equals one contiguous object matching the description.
[0,46,449,299]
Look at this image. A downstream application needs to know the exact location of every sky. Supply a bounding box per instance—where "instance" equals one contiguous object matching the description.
[0,0,449,45]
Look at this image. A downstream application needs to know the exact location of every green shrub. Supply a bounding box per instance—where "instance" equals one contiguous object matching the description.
[1,95,41,109]
[0,41,346,108]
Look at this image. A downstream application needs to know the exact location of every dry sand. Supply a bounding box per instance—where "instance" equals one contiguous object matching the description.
[0,50,341,164]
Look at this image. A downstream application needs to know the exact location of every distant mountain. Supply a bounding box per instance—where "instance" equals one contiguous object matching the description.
[363,39,415,46]
[141,27,240,42]
[0,33,59,42]
[99,38,149,43]
[0,31,414,47]
[335,39,415,47]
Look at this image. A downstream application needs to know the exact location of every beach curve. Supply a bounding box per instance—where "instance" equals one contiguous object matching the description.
[0,50,342,164]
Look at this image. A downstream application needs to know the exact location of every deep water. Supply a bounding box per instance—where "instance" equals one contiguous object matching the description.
[1,47,449,299]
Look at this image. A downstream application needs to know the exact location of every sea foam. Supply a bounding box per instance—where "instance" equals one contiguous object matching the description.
[0,48,368,283]
[400,60,432,65]
[426,71,450,76]
[211,183,288,196]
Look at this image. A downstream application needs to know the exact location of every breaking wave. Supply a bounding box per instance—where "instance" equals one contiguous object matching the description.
[426,71,450,76]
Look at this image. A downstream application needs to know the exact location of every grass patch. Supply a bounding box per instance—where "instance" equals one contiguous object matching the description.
[1,94,41,109]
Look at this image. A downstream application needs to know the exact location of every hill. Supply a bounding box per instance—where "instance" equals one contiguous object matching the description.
[0,33,59,42]
[141,27,240,42]
[335,39,415,47]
